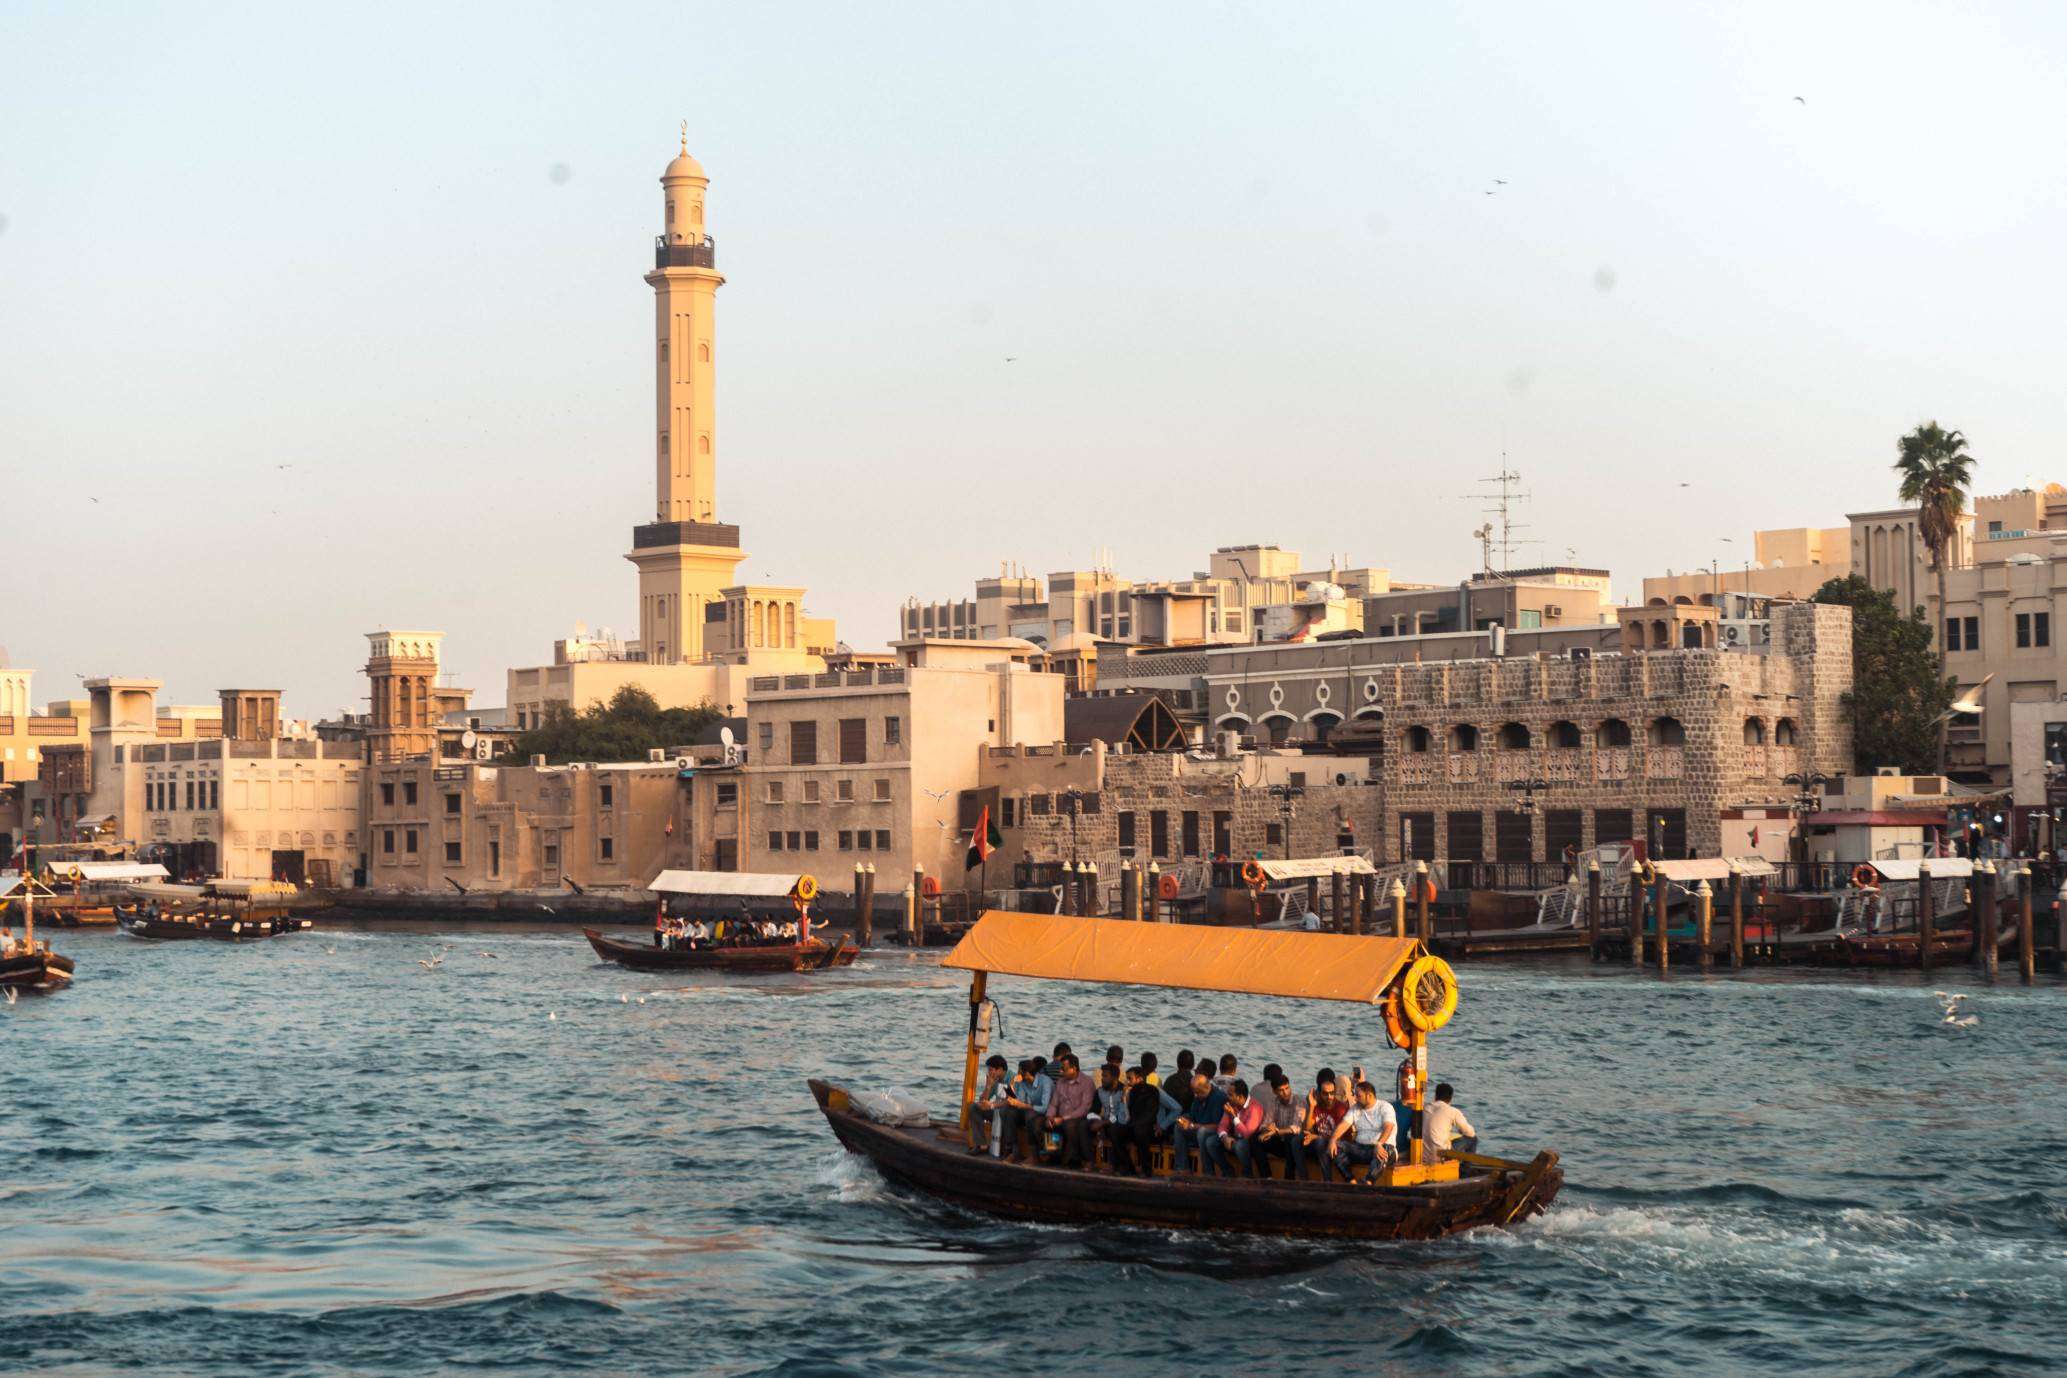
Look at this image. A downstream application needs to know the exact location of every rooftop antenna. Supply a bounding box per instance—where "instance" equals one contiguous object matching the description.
[1462,461,1535,575]
[1472,523,1495,578]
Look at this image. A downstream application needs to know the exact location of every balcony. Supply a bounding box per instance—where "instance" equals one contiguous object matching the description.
[654,235,717,269]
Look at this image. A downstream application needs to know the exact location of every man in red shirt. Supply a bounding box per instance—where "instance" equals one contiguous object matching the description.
[1041,1053,1098,1169]
[1304,1068,1350,1181]
[1204,1079,1265,1177]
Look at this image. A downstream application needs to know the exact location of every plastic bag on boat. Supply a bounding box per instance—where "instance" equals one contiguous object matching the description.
[848,1087,932,1126]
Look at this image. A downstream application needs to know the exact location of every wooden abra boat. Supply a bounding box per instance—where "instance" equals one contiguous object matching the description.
[1,874,75,992]
[811,912,1563,1242]
[116,906,313,942]
[585,927,857,973]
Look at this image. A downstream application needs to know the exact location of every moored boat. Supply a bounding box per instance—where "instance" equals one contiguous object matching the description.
[583,927,856,972]
[1,873,75,992]
[812,911,1563,1243]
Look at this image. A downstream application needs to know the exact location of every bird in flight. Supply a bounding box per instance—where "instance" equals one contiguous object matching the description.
[1492,179,1507,185]
[1004,357,1017,363]
[1932,674,1994,725]
[1793,96,1806,104]
[922,787,953,802]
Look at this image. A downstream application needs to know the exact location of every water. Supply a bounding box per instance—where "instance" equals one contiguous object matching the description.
[5,926,2064,1377]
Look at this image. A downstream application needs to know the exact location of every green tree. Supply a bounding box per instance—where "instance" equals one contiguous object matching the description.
[508,684,722,764]
[1813,574,1951,775]
[1892,420,1976,768]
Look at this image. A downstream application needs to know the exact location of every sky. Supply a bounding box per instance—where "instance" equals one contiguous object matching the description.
[5,1,2067,716]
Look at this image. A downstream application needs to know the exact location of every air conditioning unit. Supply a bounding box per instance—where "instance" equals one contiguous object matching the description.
[1334,772,1351,786]
[675,755,692,771]
[1546,605,1563,618]
[1569,647,1593,662]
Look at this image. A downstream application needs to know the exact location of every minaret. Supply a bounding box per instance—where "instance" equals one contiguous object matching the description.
[626,128,746,665]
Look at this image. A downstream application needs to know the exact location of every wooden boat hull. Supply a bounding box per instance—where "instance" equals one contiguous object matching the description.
[807,1079,1561,1242]
[584,928,857,973]
[0,948,75,991]
[117,911,309,942]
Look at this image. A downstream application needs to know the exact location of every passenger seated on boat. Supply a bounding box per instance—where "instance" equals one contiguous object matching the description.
[1004,1057,1050,1162]
[1042,1053,1097,1169]
[1172,1069,1229,1175]
[1102,1044,1125,1087]
[1204,1079,1265,1177]
[967,1054,1010,1154]
[1420,1083,1478,1165]
[1304,1069,1350,1181]
[1252,1072,1306,1180]
[686,919,709,948]
[1212,1054,1240,1094]
[1139,1051,1161,1088]
[997,1059,1039,1163]
[1092,1064,1130,1168]
[1114,1066,1170,1176]
[1164,1051,1197,1107]
[1329,1082,1399,1184]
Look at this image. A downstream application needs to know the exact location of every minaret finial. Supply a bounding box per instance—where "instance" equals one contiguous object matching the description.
[680,120,688,154]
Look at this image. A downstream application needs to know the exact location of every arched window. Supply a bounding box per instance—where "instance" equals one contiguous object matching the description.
[1673,596,1692,606]
[1550,720,1581,748]
[1599,718,1632,747]
[784,603,797,647]
[666,199,676,225]
[1647,597,1668,607]
[699,434,711,454]
[1743,717,1766,745]
[1310,711,1342,742]
[1682,622,1703,650]
[1498,722,1531,750]
[1405,725,1432,753]
[1775,717,1798,746]
[1649,716,1686,747]
[1627,622,1647,650]
[1651,620,1668,645]
[1264,715,1292,746]
[1450,724,1479,752]
[698,342,711,363]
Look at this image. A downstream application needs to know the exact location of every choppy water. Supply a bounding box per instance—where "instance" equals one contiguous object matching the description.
[4,925,2064,1377]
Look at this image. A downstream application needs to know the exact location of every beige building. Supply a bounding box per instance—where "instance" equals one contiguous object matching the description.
[0,668,88,787]
[741,641,1066,887]
[1642,527,1852,606]
[1364,568,1610,639]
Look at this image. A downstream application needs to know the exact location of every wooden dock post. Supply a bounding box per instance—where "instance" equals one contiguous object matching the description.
[2056,880,2067,976]
[1729,865,1745,969]
[904,876,920,943]
[1120,862,1140,921]
[854,863,872,948]
[1357,873,1374,936]
[2018,865,2035,984]
[1917,861,1934,973]
[1653,871,1671,972]
[1977,860,1998,977]
[1330,871,1346,932]
[1586,858,1602,954]
[1414,860,1432,945]
[1695,879,1714,971]
[1307,876,1323,928]
[1145,863,1161,924]
[1627,862,1643,967]
[1390,878,1407,938]
[1084,862,1101,917]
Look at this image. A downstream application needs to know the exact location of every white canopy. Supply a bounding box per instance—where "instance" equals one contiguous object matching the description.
[1867,858,1974,882]
[49,861,171,883]
[0,873,21,899]
[649,869,804,898]
[1257,856,1377,884]
[1652,857,1776,882]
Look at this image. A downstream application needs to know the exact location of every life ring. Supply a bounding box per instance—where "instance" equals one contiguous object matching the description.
[1241,859,1267,887]
[1380,986,1411,1049]
[1634,858,1657,886]
[1419,877,1438,905]
[1400,955,1459,1033]
[791,874,818,903]
[1850,864,1879,891]
[921,874,942,899]
[1157,872,1180,901]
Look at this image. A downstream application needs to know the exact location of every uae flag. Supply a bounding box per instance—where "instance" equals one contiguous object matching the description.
[965,804,1001,870]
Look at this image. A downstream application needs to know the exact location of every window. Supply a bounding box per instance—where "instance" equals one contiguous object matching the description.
[445,793,461,815]
[1598,719,1633,748]
[489,840,501,875]
[1265,822,1283,846]
[1001,797,1016,827]
[381,782,395,806]
[857,830,873,851]
[1117,811,1137,855]
[836,778,855,802]
[444,841,462,864]
[1775,717,1798,746]
[1545,809,1583,859]
[791,721,818,765]
[1289,772,1307,789]
[715,782,737,807]
[209,780,219,810]
[1150,810,1170,858]
[1496,811,1533,864]
[599,783,614,809]
[884,716,901,747]
[2018,612,2051,649]
[1182,811,1200,858]
[1447,811,1485,861]
[186,779,196,809]
[875,829,891,850]
[839,718,867,764]
[803,830,819,850]
[765,781,785,804]
[1450,724,1478,752]
[1550,721,1581,749]
[543,841,560,868]
[873,779,891,802]
[1945,615,1979,651]
[1743,718,1766,745]
[1649,716,1686,747]
[1406,725,1431,753]
[600,836,615,861]
[838,830,852,850]
[1029,793,1051,816]
[403,781,417,806]
[801,779,820,804]
[768,831,785,851]
[405,830,419,854]
[1498,722,1531,750]
[759,722,774,751]
[383,829,395,854]
[1593,809,1633,846]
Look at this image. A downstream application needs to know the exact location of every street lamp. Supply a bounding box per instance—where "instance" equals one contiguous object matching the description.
[1267,782,1304,859]
[1782,771,1831,879]
[1062,787,1083,866]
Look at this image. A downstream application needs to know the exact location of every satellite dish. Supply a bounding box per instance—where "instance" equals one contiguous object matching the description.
[719,725,736,748]
[460,729,478,750]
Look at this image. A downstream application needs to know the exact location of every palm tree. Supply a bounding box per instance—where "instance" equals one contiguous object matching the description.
[1893,421,1976,770]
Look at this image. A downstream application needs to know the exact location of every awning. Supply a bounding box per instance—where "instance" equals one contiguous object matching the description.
[1257,856,1376,884]
[49,862,171,883]
[207,879,298,899]
[943,910,1422,1004]
[1653,857,1776,882]
[0,873,20,899]
[1806,810,1945,826]
[648,869,804,898]
[1866,858,1974,882]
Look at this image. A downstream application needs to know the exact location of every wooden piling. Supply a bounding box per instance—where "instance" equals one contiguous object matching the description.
[2055,880,2067,976]
[1330,871,1346,933]
[1357,873,1373,936]
[1307,876,1322,928]
[1120,862,1140,921]
[1414,861,1432,945]
[1086,862,1101,917]
[1586,859,1602,954]
[1917,862,1934,973]
[854,863,872,948]
[1696,879,1713,972]
[1977,861,1997,977]
[1627,864,1643,967]
[1145,863,1161,924]
[2018,866,2035,983]
[1390,878,1407,939]
[1653,872,1671,972]
[1729,866,1745,969]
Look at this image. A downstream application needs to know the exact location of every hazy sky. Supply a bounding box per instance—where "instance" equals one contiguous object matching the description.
[6,1,2066,716]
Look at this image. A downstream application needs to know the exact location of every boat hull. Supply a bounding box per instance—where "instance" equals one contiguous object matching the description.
[117,911,309,942]
[807,1079,1561,1242]
[584,928,858,973]
[0,948,76,991]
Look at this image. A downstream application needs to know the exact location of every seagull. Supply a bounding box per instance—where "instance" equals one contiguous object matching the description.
[548,1011,557,1021]
[636,997,646,1005]
[1793,95,1806,104]
[922,787,953,802]
[1483,190,1497,196]
[1491,179,1507,185]
[4,987,16,1006]
[476,950,497,959]
[1945,1013,1978,1028]
[323,945,337,955]
[539,904,556,914]
[1932,675,1994,725]
[619,993,629,1003]
[1004,357,1017,363]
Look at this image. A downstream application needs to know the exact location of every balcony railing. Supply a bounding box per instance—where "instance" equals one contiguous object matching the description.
[654,235,716,269]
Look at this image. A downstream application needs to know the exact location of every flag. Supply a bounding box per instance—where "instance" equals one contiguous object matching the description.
[1749,825,1760,848]
[964,804,1000,870]
[664,814,675,838]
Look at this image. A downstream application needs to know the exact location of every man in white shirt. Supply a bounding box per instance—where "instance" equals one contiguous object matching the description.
[1326,1081,1398,1184]
[1420,1082,1478,1165]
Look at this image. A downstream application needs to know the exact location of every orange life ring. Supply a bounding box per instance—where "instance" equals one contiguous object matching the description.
[1851,864,1879,891]
[1241,859,1267,888]
[920,874,942,898]
[1420,877,1438,905]
[1380,986,1411,1050]
[1157,872,1180,901]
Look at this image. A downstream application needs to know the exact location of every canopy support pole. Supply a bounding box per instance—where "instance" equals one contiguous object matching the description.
[958,970,987,1134]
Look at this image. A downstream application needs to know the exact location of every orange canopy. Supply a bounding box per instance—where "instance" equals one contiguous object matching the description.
[943,911,1422,1004]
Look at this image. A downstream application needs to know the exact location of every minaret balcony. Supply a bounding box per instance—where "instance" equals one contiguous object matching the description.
[655,235,717,269]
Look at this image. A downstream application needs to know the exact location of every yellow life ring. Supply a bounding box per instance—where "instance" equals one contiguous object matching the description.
[1850,864,1878,891]
[1634,857,1657,887]
[1380,986,1411,1050]
[1241,859,1267,888]
[792,874,819,903]
[1399,955,1459,1033]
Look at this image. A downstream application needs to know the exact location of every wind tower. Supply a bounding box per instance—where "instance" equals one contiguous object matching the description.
[625,127,747,664]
